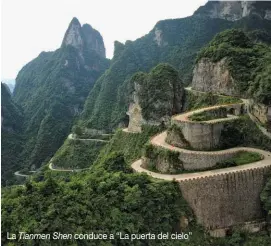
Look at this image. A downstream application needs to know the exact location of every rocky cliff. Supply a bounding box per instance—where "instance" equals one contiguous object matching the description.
[191,57,238,96]
[194,1,271,21]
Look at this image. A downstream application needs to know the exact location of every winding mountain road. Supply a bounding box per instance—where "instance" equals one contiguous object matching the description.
[14,170,36,178]
[132,132,271,182]
[173,103,241,123]
[132,153,271,182]
[14,171,29,178]
[185,87,271,139]
[48,162,91,172]
[130,90,271,181]
[68,134,109,142]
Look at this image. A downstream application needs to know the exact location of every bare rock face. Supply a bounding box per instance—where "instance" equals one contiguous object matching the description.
[194,1,271,21]
[61,17,105,58]
[153,28,168,47]
[127,82,144,133]
[191,58,238,96]
[61,17,84,49]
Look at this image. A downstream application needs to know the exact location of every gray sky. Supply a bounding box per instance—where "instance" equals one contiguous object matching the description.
[1,0,207,79]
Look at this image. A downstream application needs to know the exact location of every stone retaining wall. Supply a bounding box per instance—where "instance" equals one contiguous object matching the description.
[171,104,244,150]
[179,149,238,170]
[178,166,271,231]
[172,120,225,150]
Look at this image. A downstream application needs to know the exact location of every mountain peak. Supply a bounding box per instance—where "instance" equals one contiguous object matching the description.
[61,17,106,57]
[70,17,81,25]
[61,17,83,50]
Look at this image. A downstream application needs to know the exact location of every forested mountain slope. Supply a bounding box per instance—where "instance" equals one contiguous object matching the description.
[79,4,271,132]
[13,18,110,170]
[1,83,24,185]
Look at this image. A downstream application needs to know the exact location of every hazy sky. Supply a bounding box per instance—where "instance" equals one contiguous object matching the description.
[1,0,207,79]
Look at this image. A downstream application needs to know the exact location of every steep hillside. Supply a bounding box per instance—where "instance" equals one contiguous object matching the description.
[1,83,24,185]
[80,6,271,132]
[13,18,110,169]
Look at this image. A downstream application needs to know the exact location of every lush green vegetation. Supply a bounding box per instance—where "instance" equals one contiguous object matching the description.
[13,44,109,170]
[1,83,24,186]
[52,139,106,169]
[197,29,271,104]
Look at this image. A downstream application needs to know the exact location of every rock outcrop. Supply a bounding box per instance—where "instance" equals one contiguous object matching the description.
[62,17,106,58]
[191,58,238,96]
[127,64,184,132]
[194,1,271,21]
